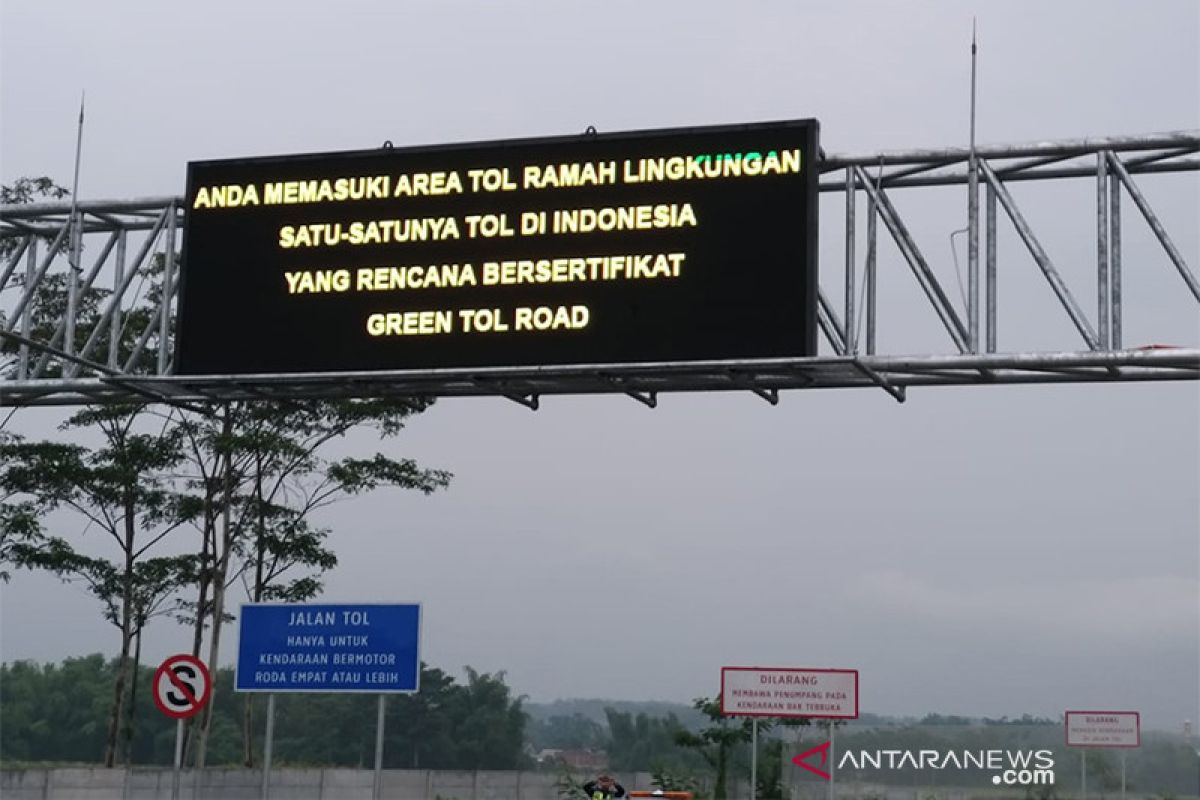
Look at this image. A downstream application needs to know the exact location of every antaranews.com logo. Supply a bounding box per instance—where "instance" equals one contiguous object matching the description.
[793,742,1056,786]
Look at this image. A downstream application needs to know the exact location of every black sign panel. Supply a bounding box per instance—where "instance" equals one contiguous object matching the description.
[176,120,819,375]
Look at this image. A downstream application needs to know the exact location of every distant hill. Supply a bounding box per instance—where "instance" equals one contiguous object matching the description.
[524,701,1059,733]
[525,698,916,732]
[524,698,707,729]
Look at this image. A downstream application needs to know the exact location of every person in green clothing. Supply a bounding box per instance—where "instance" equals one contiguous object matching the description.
[582,773,626,798]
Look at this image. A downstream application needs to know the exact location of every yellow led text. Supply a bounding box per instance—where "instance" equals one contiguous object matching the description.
[279,218,460,248]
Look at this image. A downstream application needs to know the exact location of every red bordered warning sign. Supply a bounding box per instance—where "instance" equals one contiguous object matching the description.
[152,654,212,720]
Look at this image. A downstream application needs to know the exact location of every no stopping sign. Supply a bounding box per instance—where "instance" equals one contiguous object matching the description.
[153,654,213,719]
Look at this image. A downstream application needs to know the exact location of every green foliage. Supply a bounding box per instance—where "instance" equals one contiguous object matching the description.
[529,713,607,751]
[528,698,708,729]
[0,404,193,632]
[1085,748,1123,791]
[0,177,70,260]
[0,189,452,768]
[1023,782,1061,800]
[1,657,527,770]
[0,404,198,765]
[169,396,450,610]
[606,707,705,774]
[0,265,163,379]
[652,765,706,797]
[673,696,761,799]
[0,176,70,206]
[0,656,113,763]
[754,737,785,799]
[0,430,43,583]
[554,766,587,799]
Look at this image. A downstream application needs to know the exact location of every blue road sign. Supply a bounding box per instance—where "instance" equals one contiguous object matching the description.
[235,603,420,693]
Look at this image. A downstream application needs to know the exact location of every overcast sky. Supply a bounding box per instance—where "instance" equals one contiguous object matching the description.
[1,1,1198,733]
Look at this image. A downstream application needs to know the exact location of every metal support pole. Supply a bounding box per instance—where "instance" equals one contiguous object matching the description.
[171,718,184,800]
[160,201,177,374]
[0,236,30,291]
[829,721,835,800]
[845,167,857,354]
[750,718,758,800]
[1120,751,1126,800]
[986,184,997,352]
[1082,751,1087,800]
[1110,159,1122,349]
[18,240,36,379]
[818,287,847,355]
[110,230,126,369]
[1098,152,1111,349]
[65,210,82,359]
[261,693,276,800]
[4,223,70,328]
[980,159,1101,350]
[968,24,979,352]
[866,187,877,355]
[1106,152,1200,301]
[43,230,120,379]
[66,96,84,359]
[74,209,169,368]
[374,695,386,800]
[854,166,970,352]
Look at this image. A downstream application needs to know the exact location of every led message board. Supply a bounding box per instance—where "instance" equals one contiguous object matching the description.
[176,120,819,375]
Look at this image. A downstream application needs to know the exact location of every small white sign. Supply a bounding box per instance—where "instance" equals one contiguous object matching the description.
[1065,711,1140,747]
[721,666,858,719]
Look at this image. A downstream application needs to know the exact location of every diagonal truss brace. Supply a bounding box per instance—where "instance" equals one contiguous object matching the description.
[978,159,1101,350]
[854,166,971,353]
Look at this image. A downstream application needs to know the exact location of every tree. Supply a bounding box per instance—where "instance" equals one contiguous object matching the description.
[383,665,458,768]
[443,667,529,769]
[529,713,607,751]
[0,655,114,763]
[0,657,530,772]
[674,696,764,800]
[605,707,700,774]
[0,431,44,583]
[0,177,69,261]
[170,397,452,768]
[0,404,195,767]
[1,178,452,770]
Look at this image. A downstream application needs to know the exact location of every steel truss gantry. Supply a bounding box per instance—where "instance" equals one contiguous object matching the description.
[1,131,1197,408]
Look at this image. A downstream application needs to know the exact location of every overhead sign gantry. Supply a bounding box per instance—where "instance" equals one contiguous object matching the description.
[1,127,1197,408]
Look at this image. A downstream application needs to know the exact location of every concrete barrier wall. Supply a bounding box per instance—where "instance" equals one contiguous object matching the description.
[1,768,732,800]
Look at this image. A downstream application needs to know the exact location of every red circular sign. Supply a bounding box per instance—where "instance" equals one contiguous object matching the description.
[152,654,212,720]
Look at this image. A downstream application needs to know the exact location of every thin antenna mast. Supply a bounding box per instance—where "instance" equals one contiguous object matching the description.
[970,20,978,156]
[65,92,85,358]
[71,93,85,205]
[967,19,980,352]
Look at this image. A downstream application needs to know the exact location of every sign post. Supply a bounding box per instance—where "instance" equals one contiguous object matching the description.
[721,666,858,800]
[828,720,835,800]
[261,693,276,800]
[1065,710,1141,800]
[152,654,213,800]
[750,717,758,800]
[374,695,386,800]
[236,603,421,800]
